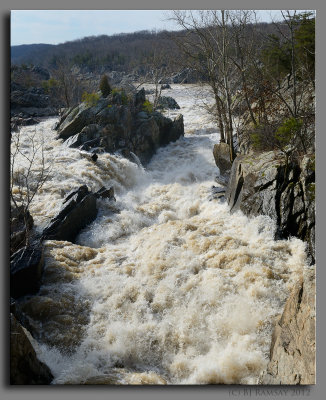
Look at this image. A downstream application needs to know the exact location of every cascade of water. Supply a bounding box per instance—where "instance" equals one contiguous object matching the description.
[13,85,307,385]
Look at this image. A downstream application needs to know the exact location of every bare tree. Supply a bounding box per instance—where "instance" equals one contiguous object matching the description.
[171,10,240,161]
[10,127,51,250]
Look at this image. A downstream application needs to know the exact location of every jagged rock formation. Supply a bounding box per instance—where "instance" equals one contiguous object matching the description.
[156,96,180,110]
[42,185,98,242]
[260,267,315,384]
[56,88,184,164]
[10,313,53,384]
[42,185,116,242]
[225,151,315,263]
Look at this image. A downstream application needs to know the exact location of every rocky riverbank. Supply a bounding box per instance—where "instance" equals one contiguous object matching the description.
[214,144,316,385]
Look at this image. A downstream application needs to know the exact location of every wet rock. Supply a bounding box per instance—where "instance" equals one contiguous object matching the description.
[156,96,180,110]
[153,112,184,146]
[213,143,232,175]
[95,186,116,201]
[81,374,121,385]
[10,313,53,384]
[225,152,315,263]
[10,245,44,299]
[42,185,97,242]
[260,267,315,384]
[161,84,171,90]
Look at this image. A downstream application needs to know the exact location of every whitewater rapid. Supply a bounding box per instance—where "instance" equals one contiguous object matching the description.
[13,85,307,384]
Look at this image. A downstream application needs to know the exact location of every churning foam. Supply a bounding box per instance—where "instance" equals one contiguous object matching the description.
[14,85,307,384]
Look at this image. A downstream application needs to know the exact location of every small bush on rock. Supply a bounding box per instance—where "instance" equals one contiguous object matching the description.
[142,100,153,113]
[82,92,100,107]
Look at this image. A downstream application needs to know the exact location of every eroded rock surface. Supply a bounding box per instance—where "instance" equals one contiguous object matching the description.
[225,152,315,262]
[10,314,53,384]
[260,267,315,385]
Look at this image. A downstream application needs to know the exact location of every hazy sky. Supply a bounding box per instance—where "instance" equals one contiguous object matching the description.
[11,10,312,46]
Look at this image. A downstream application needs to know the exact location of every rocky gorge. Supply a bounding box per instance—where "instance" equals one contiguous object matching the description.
[10,84,314,385]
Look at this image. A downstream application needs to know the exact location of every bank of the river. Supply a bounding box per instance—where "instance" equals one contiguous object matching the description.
[11,85,309,384]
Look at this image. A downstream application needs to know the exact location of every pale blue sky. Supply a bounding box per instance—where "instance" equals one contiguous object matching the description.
[11,10,312,46]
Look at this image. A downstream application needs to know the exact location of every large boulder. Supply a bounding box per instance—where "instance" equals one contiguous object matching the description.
[10,246,44,299]
[225,152,315,263]
[213,143,232,175]
[42,185,98,242]
[10,314,53,384]
[152,112,184,146]
[260,267,315,384]
[156,96,180,110]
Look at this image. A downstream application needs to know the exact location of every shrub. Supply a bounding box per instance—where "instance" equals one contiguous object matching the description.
[99,74,112,97]
[82,91,100,107]
[111,88,129,105]
[142,100,153,113]
[274,118,303,149]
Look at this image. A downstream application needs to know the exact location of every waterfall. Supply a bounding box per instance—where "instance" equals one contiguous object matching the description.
[13,85,307,385]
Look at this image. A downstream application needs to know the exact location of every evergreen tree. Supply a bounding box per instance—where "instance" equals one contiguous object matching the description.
[99,74,111,97]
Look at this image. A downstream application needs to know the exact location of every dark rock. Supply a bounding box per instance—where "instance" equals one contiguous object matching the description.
[161,84,171,90]
[31,65,50,80]
[10,313,53,384]
[156,96,180,110]
[56,88,184,165]
[95,186,116,201]
[225,152,315,262]
[10,246,44,299]
[133,88,146,108]
[42,185,97,242]
[213,143,232,176]
[260,267,315,384]
[153,112,184,146]
[10,206,34,254]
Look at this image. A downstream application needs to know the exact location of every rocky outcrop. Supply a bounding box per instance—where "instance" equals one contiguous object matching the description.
[10,313,53,384]
[56,88,184,165]
[225,152,315,263]
[156,96,180,110]
[213,143,232,176]
[260,267,315,384]
[11,82,57,122]
[10,246,44,299]
[42,185,98,242]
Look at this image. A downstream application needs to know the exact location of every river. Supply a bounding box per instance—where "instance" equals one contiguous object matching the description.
[12,84,307,384]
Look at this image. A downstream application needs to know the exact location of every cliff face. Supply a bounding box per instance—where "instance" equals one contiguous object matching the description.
[260,267,316,385]
[220,149,315,385]
[224,151,315,263]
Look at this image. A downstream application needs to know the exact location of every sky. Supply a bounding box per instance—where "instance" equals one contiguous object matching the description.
[10,10,313,46]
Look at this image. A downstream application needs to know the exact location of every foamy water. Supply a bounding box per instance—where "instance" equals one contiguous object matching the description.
[12,85,307,384]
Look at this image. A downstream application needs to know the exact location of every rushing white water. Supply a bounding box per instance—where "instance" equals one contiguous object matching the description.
[13,85,307,385]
